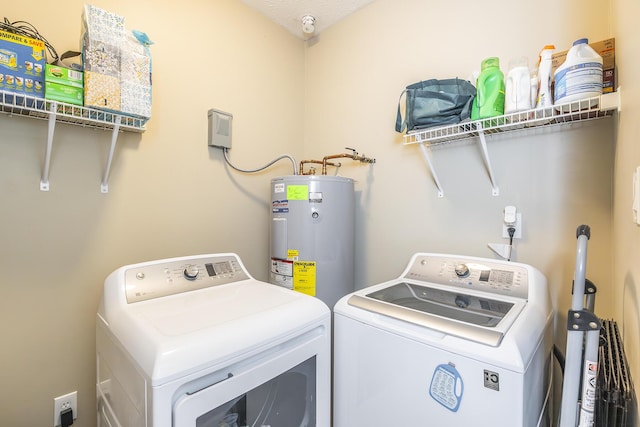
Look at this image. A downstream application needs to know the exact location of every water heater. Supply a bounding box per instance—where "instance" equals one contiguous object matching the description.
[270,175,354,309]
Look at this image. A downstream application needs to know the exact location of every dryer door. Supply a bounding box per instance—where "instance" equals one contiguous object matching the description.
[173,344,324,427]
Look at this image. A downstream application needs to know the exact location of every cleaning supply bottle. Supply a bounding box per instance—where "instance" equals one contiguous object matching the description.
[471,57,505,120]
[505,57,531,113]
[554,38,602,107]
[535,45,555,108]
[530,71,539,109]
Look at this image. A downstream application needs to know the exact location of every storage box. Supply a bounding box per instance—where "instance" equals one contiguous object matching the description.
[45,81,83,105]
[0,29,46,99]
[552,38,615,93]
[45,64,83,88]
[45,64,84,105]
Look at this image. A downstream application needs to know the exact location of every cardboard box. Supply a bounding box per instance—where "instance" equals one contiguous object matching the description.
[45,64,84,105]
[45,64,83,88]
[45,81,84,105]
[552,38,615,93]
[0,29,46,99]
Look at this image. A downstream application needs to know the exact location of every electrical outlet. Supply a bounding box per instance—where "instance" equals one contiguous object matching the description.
[502,213,522,239]
[53,391,77,426]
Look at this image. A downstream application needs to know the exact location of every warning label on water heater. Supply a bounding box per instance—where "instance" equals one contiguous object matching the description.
[271,256,316,297]
[293,261,316,296]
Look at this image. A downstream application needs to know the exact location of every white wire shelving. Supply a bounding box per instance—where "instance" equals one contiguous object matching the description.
[403,92,620,197]
[0,90,147,193]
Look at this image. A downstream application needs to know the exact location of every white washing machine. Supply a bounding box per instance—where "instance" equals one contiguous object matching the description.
[333,253,553,427]
[96,253,331,427]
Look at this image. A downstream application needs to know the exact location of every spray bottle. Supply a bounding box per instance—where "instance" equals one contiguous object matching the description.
[536,45,555,108]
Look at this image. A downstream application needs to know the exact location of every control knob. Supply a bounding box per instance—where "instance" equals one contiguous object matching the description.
[183,265,199,280]
[454,263,470,278]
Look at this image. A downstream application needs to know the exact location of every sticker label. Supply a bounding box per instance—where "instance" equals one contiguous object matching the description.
[270,258,293,290]
[429,363,463,412]
[579,359,598,424]
[287,185,308,200]
[309,192,323,203]
[272,200,289,213]
[274,183,285,193]
[293,261,316,296]
[287,249,299,260]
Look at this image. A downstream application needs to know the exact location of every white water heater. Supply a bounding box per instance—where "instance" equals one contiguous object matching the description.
[270,175,354,309]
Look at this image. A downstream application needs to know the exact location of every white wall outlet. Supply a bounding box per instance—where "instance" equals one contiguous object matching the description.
[502,212,522,239]
[53,391,77,426]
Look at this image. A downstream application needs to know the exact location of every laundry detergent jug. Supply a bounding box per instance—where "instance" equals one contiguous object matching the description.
[554,38,602,108]
[471,57,505,120]
[505,57,532,113]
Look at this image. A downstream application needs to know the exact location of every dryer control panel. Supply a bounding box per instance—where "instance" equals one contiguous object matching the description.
[402,254,530,300]
[124,254,250,303]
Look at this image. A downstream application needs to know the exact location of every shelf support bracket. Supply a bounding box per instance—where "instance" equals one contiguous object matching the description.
[101,115,122,193]
[417,135,444,198]
[40,102,57,191]
[476,124,499,196]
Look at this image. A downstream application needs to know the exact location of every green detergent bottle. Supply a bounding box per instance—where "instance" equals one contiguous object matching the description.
[471,57,505,120]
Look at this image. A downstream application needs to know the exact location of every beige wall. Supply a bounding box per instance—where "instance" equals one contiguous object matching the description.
[612,0,640,411]
[1,0,637,426]
[0,1,304,426]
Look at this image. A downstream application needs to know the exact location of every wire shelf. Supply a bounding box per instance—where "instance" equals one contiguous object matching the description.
[0,90,146,132]
[403,92,618,146]
[402,91,619,198]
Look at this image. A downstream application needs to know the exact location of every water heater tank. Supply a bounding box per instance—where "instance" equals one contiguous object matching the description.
[270,175,354,309]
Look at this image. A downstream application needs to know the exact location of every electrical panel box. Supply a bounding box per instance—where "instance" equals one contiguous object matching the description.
[208,109,232,149]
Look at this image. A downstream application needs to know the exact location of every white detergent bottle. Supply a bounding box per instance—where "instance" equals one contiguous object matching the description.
[505,57,531,113]
[536,45,555,108]
[530,72,539,109]
[554,38,602,109]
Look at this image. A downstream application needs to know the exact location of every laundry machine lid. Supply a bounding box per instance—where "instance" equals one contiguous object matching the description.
[340,253,550,347]
[98,254,330,386]
[348,281,524,346]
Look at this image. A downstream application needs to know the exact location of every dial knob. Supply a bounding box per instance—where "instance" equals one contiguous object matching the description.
[183,265,199,280]
[454,264,470,278]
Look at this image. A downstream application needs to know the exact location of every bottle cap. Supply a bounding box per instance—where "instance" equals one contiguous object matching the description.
[573,38,588,46]
[481,57,500,70]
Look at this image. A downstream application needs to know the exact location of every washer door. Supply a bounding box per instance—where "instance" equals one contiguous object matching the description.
[173,349,319,426]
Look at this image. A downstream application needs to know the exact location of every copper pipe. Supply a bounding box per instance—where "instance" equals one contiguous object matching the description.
[299,159,340,175]
[322,149,376,174]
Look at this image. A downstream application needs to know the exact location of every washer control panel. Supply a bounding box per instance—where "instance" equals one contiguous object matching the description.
[402,254,529,300]
[124,254,250,303]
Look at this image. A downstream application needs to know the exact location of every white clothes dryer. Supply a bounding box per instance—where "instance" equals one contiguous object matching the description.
[96,253,331,427]
[333,253,553,427]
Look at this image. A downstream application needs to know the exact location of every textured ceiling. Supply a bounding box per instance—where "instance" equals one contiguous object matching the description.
[239,0,376,39]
